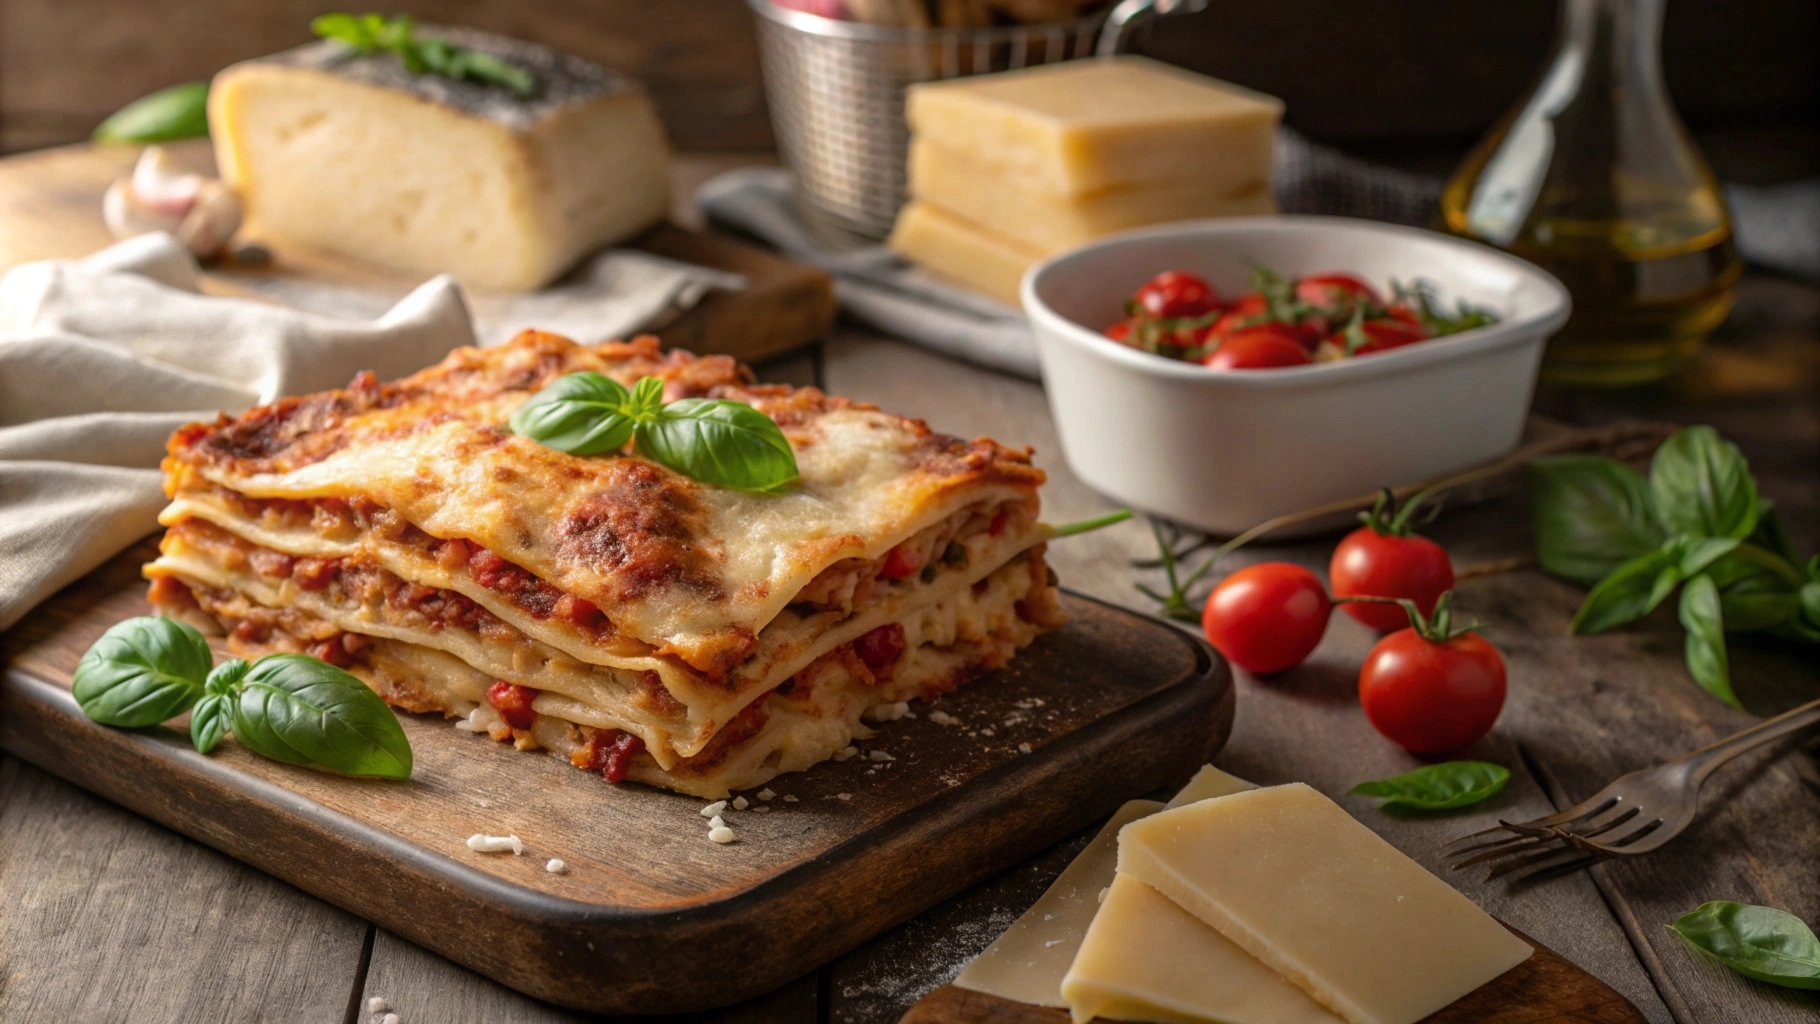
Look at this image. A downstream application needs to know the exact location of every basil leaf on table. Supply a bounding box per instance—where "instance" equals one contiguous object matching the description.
[92,81,210,144]
[228,655,413,779]
[1571,546,1684,635]
[72,616,213,727]
[190,658,250,754]
[637,399,800,492]
[1677,575,1740,709]
[1671,901,1820,990]
[1649,426,1759,541]
[1351,761,1511,812]
[1530,455,1666,586]
[506,371,635,455]
[1708,547,1802,632]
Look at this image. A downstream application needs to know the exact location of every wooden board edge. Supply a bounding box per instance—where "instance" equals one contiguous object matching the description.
[898,925,1648,1024]
[0,592,1231,1015]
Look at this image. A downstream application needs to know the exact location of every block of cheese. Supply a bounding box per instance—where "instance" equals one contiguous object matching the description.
[953,800,1161,1007]
[906,56,1282,198]
[887,201,1042,305]
[1063,875,1345,1024]
[211,27,670,291]
[1118,783,1534,1024]
[951,764,1259,1007]
[910,140,1277,254]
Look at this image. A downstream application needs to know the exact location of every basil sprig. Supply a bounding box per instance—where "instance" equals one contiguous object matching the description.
[1531,426,1819,708]
[92,81,211,144]
[509,373,799,492]
[313,13,535,98]
[74,616,412,779]
[1351,761,1510,812]
[1670,901,1820,990]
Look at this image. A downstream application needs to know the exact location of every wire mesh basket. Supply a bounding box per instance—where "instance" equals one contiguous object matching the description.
[749,1,1123,240]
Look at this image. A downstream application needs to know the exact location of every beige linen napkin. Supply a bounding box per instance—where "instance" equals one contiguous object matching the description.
[0,233,477,630]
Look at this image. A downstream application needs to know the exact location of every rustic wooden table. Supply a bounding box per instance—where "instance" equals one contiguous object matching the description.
[1,157,1815,1024]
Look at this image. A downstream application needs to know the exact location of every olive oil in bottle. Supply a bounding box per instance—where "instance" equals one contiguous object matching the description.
[1438,0,1740,386]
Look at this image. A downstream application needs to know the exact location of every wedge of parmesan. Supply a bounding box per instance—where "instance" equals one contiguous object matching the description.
[210,28,670,291]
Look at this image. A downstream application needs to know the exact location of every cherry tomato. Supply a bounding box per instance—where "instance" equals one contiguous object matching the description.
[1330,528,1455,632]
[1295,273,1381,311]
[1359,628,1506,753]
[1335,317,1429,356]
[1201,325,1313,371]
[1201,562,1332,674]
[1135,271,1219,318]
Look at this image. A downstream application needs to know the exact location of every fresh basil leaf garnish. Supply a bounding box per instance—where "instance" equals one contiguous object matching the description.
[92,82,211,144]
[227,655,413,779]
[507,372,636,455]
[1351,761,1510,812]
[1047,509,1134,538]
[637,398,800,492]
[72,616,213,727]
[1529,455,1665,587]
[1677,575,1740,709]
[1671,901,1820,990]
[1649,426,1759,541]
[1570,545,1684,635]
[312,12,535,97]
[191,658,249,754]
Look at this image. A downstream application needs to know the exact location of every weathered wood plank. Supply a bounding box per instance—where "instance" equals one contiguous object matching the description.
[0,754,370,1024]
[820,329,1678,1024]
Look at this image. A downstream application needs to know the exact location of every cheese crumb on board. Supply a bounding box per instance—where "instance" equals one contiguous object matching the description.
[380,1014,399,1024]
[928,710,960,726]
[732,796,749,811]
[700,800,727,818]
[868,750,895,762]
[782,794,799,803]
[1118,783,1533,1024]
[545,859,566,873]
[834,745,859,761]
[836,792,852,802]
[906,56,1281,198]
[466,833,524,854]
[209,27,670,291]
[366,998,388,1013]
[757,788,776,801]
[708,826,735,844]
[708,815,726,830]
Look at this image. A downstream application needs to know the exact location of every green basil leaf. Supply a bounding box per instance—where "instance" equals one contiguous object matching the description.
[1529,455,1665,587]
[1706,549,1800,632]
[230,655,412,779]
[1677,536,1741,577]
[1670,901,1820,989]
[1678,574,1740,709]
[1352,761,1511,811]
[507,372,634,455]
[1047,509,1134,538]
[628,375,666,419]
[1649,426,1759,541]
[1571,546,1683,635]
[190,694,231,754]
[72,616,212,727]
[1747,501,1799,564]
[637,398,799,492]
[310,12,373,47]
[1794,581,1820,638]
[92,82,210,144]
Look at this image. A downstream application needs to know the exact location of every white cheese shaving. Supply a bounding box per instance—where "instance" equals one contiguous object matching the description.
[783,794,799,803]
[546,859,566,873]
[867,700,912,722]
[757,788,777,801]
[732,796,749,810]
[1018,742,1033,754]
[700,800,728,818]
[453,706,499,733]
[366,998,388,1013]
[869,750,895,762]
[929,710,960,726]
[466,833,524,854]
[755,806,771,813]
[381,1014,399,1024]
[834,745,859,761]
[709,815,726,829]
[836,792,853,801]
[708,826,735,844]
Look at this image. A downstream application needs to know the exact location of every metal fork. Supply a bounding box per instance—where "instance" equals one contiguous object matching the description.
[1447,696,1820,881]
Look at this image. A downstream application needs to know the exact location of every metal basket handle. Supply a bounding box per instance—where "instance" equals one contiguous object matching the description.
[1095,0,1210,56]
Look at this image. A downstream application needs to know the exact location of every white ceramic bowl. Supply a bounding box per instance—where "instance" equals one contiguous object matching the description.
[1022,216,1570,536]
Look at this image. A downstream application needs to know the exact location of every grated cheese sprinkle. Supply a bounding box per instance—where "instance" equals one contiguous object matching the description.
[466,833,524,855]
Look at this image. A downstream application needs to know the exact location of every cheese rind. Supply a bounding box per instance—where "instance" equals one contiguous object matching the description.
[910,140,1276,254]
[906,57,1282,198]
[1117,783,1534,1024]
[1062,874,1345,1024]
[886,202,1041,306]
[210,29,670,291]
[953,800,1163,1007]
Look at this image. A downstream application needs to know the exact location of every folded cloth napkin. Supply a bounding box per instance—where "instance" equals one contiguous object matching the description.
[698,128,1820,381]
[0,232,478,630]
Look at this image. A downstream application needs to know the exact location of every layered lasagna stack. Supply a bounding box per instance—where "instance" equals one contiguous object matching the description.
[146,332,1065,797]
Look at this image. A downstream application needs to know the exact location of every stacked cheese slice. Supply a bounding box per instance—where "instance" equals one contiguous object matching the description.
[955,767,1534,1024]
[889,57,1283,305]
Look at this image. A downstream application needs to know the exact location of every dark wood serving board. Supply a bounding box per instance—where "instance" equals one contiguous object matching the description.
[901,925,1648,1024]
[0,143,836,363]
[0,539,1233,1016]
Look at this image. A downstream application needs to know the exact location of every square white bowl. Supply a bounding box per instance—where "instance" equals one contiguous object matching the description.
[1021,216,1570,536]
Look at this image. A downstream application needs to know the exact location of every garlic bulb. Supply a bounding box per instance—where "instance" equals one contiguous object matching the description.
[102,146,244,259]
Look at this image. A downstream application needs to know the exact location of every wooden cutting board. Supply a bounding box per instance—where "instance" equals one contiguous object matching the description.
[0,142,835,362]
[0,539,1233,1016]
[901,927,1649,1024]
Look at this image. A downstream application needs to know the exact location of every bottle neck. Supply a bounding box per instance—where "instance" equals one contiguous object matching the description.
[1553,0,1666,90]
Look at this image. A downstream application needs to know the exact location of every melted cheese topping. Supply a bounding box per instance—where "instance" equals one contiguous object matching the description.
[164,332,1044,675]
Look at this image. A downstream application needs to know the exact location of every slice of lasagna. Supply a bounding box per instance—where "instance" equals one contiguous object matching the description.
[146,331,1066,798]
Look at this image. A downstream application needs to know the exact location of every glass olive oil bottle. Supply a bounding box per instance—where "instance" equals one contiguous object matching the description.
[1439,0,1740,386]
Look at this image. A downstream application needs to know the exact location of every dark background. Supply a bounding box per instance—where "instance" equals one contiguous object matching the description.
[3,0,1814,181]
